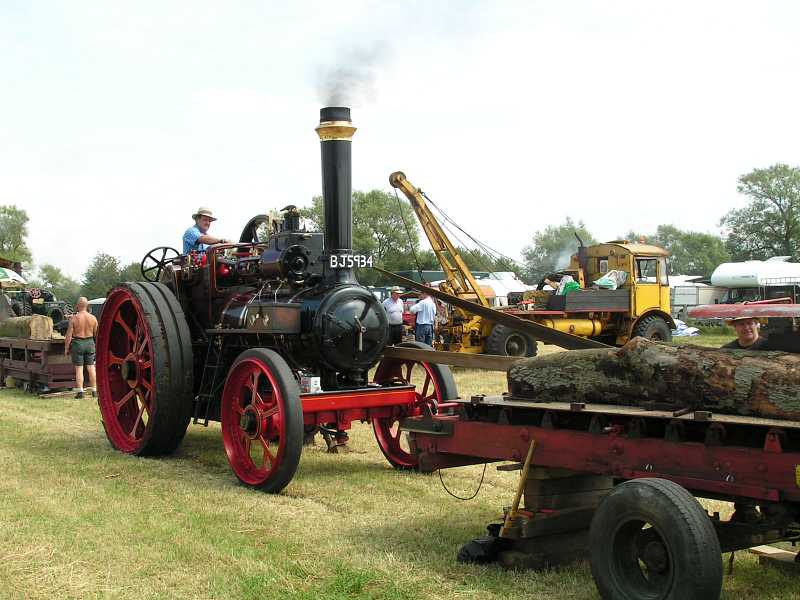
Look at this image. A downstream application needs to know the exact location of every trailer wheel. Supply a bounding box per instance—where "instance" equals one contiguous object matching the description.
[220,348,303,493]
[590,478,722,600]
[632,315,672,342]
[485,324,538,357]
[21,298,32,316]
[372,341,458,470]
[96,282,194,456]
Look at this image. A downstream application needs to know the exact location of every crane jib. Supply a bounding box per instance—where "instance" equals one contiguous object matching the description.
[374,268,611,351]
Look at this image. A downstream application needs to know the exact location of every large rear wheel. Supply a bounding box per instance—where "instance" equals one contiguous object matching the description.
[372,341,458,470]
[220,348,303,493]
[96,283,194,456]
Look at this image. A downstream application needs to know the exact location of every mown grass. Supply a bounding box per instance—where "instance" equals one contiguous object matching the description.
[0,361,793,600]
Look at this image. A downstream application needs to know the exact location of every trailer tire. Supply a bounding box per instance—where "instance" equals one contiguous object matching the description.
[21,298,32,316]
[485,324,538,357]
[221,348,303,494]
[590,478,722,600]
[632,315,672,342]
[48,308,64,324]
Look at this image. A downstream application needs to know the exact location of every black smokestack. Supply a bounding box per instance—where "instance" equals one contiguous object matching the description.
[316,106,357,282]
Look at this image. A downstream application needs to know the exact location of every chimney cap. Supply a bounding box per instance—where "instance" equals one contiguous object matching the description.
[320,106,351,123]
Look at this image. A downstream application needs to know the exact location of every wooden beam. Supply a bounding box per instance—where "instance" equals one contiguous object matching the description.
[382,345,520,371]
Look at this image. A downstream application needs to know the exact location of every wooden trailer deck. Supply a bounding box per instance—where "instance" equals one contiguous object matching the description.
[0,336,75,393]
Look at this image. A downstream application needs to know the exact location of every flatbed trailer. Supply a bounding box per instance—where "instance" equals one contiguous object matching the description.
[0,336,74,393]
[405,393,800,600]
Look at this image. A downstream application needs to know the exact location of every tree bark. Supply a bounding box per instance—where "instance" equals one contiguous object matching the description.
[0,315,53,340]
[507,337,800,421]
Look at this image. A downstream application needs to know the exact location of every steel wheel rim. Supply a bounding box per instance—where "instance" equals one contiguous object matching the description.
[221,358,286,485]
[96,289,156,453]
[373,359,441,468]
[611,518,674,599]
[505,333,527,356]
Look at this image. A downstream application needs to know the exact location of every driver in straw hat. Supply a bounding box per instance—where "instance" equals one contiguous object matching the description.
[183,207,229,254]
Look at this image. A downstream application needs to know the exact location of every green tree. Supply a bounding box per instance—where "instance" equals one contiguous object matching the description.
[0,205,32,265]
[720,163,800,261]
[119,261,146,282]
[522,218,597,282]
[82,253,122,299]
[37,264,82,303]
[620,226,729,276]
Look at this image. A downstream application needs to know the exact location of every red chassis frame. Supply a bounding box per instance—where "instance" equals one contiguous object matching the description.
[406,398,800,504]
[300,386,418,431]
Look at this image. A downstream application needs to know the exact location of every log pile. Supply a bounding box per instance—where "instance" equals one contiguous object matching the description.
[0,315,54,340]
[507,337,800,421]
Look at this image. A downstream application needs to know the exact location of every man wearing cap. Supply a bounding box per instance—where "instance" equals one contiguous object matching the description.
[183,207,228,254]
[382,287,405,345]
[722,316,768,350]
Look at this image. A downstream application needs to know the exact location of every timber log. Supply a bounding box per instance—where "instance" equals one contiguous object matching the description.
[507,337,800,421]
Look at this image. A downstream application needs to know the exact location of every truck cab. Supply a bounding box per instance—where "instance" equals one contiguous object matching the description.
[518,241,674,347]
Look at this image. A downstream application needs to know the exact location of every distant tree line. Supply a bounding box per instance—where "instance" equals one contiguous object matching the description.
[0,163,798,296]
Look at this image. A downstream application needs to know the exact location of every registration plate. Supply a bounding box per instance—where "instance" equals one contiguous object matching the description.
[329,254,374,269]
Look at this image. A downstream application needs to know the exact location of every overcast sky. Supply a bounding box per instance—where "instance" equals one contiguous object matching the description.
[2,1,799,279]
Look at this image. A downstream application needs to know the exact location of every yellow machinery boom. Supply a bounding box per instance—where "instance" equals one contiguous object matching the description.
[389,171,489,307]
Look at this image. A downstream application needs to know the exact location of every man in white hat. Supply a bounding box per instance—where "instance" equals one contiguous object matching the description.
[382,286,405,345]
[183,207,228,254]
[721,316,767,350]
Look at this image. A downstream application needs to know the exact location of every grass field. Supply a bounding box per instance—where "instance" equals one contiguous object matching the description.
[1,336,797,599]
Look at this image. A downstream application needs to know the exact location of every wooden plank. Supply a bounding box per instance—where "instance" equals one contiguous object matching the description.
[749,545,800,573]
[382,346,520,371]
[459,394,800,430]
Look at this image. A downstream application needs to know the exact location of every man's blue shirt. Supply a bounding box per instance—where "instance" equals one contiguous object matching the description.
[183,225,208,254]
[410,297,437,325]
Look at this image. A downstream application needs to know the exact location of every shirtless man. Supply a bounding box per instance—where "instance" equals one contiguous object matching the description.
[65,297,99,399]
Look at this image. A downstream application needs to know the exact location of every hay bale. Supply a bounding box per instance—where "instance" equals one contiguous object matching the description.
[0,315,53,340]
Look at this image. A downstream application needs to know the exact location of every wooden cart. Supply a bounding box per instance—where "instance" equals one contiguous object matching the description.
[0,337,75,393]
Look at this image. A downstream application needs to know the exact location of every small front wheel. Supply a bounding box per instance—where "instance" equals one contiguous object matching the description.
[220,348,303,493]
[589,478,722,600]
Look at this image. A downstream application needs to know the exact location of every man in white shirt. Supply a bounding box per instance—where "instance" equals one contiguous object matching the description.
[382,286,405,345]
[410,291,437,346]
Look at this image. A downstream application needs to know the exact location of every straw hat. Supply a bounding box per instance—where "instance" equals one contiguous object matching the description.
[192,207,217,221]
[390,286,403,294]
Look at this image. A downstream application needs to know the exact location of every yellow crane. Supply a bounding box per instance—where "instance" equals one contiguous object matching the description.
[390,171,675,356]
[389,171,524,355]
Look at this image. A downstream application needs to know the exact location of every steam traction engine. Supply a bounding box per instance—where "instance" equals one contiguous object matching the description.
[95,107,456,493]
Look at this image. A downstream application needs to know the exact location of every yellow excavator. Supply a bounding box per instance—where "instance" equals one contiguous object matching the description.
[390,171,674,356]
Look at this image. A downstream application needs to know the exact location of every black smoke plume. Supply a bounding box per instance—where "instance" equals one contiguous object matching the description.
[315,42,391,107]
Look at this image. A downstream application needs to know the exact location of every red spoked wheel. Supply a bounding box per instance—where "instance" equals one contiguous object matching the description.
[221,348,303,493]
[372,341,458,470]
[96,283,193,456]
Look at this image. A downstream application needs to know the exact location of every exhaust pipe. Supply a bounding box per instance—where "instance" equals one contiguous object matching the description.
[316,107,356,283]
